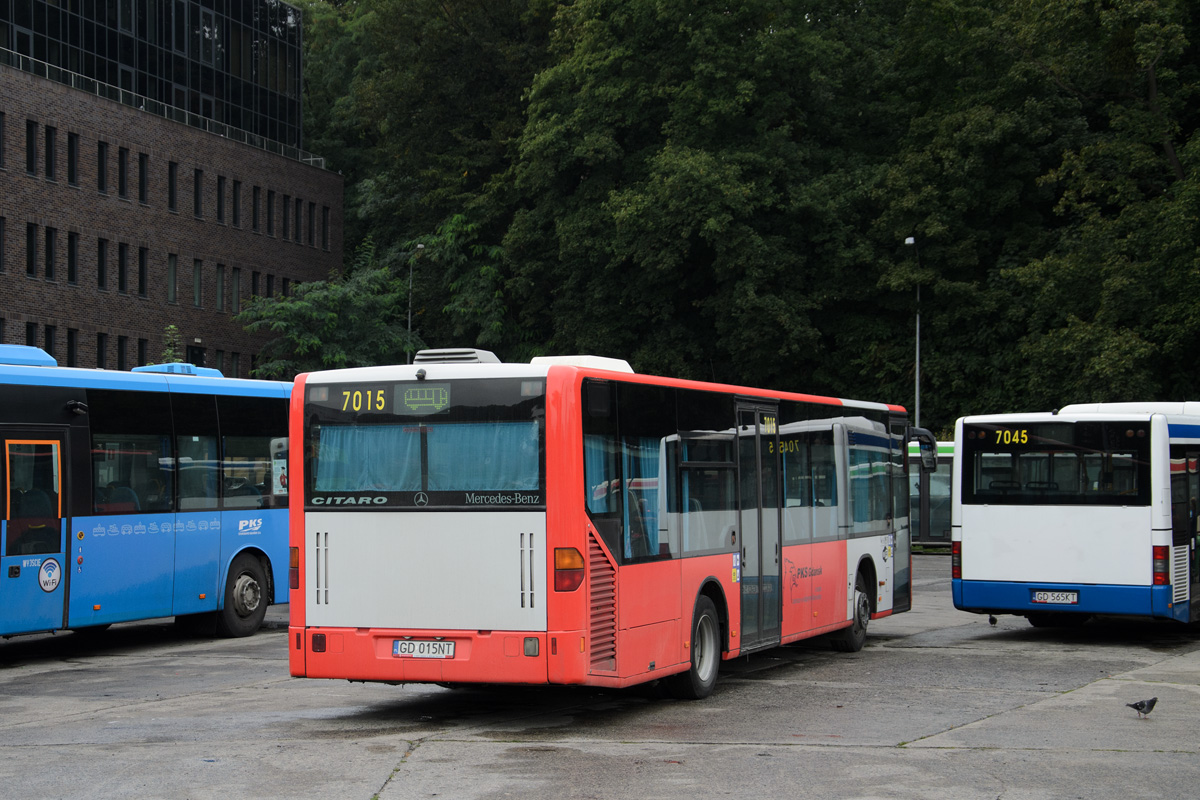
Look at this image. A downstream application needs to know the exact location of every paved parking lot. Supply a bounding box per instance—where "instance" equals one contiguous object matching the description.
[1,555,1198,799]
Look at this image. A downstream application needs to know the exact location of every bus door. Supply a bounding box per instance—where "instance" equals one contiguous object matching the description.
[737,405,782,651]
[1169,447,1200,620]
[0,432,68,635]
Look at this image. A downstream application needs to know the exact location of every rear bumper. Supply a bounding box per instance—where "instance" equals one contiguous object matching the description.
[289,626,550,683]
[953,579,1180,620]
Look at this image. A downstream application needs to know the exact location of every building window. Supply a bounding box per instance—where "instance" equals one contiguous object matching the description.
[0,112,6,169]
[97,238,108,290]
[97,141,108,193]
[252,186,261,231]
[266,191,275,235]
[215,350,225,373]
[44,126,56,180]
[118,243,129,293]
[168,161,178,211]
[67,232,78,284]
[26,322,36,347]
[216,176,226,222]
[44,325,56,359]
[26,223,36,277]
[67,328,78,367]
[96,333,107,369]
[295,198,303,243]
[282,195,290,239]
[67,133,79,185]
[322,206,330,250]
[231,352,240,378]
[138,247,148,297]
[25,120,36,174]
[44,227,56,280]
[193,259,203,307]
[216,264,226,312]
[167,254,177,303]
[0,217,5,273]
[138,338,148,367]
[251,270,260,296]
[231,267,241,312]
[308,202,316,246]
[266,274,275,298]
[282,277,290,297]
[138,153,149,203]
[193,169,203,216]
[117,336,128,371]
[118,147,129,198]
[232,181,241,227]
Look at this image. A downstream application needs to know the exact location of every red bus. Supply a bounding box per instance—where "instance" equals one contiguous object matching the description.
[288,349,935,698]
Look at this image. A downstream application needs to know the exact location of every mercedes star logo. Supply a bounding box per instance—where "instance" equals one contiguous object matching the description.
[414,492,429,507]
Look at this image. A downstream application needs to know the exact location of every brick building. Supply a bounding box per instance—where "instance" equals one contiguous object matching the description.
[0,0,342,377]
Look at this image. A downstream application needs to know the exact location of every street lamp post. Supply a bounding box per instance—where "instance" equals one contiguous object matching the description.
[905,237,920,429]
[407,244,425,364]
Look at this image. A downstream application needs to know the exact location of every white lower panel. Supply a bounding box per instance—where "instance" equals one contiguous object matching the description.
[305,511,547,631]
[959,505,1152,585]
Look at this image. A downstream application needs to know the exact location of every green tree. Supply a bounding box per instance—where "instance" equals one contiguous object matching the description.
[237,239,426,378]
[160,324,183,363]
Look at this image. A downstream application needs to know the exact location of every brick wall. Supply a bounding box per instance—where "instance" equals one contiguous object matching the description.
[0,64,344,377]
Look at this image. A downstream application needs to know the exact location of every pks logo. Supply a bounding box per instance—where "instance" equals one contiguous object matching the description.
[238,518,264,536]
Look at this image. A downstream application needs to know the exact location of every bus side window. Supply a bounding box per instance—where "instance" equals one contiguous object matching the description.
[218,395,288,510]
[87,389,175,515]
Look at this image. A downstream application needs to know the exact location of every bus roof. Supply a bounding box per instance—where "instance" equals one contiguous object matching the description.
[0,346,290,397]
[301,357,905,415]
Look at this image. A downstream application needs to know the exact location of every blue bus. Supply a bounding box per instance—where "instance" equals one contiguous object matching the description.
[0,345,290,638]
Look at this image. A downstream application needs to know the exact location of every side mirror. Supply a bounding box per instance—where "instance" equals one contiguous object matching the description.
[907,427,939,472]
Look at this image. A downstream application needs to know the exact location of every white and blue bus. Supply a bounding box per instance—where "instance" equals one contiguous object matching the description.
[0,345,290,638]
[952,403,1200,626]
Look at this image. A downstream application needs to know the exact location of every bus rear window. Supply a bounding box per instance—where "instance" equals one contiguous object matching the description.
[961,421,1151,506]
[305,378,545,510]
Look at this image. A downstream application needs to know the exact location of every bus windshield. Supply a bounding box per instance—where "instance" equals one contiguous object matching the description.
[304,377,545,509]
[961,420,1151,506]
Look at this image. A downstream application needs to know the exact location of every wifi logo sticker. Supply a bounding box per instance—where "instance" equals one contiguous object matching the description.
[38,558,62,593]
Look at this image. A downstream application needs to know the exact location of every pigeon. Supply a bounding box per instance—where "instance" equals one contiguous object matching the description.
[1127,697,1157,718]
[988,615,997,627]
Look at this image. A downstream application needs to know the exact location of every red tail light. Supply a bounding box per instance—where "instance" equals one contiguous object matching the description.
[1152,545,1170,586]
[289,547,299,589]
[951,540,961,579]
[554,547,584,592]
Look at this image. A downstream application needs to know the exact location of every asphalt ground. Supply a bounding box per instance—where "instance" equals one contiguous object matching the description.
[1,555,1197,799]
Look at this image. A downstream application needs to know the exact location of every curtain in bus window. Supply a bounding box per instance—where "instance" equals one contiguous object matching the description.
[623,437,660,558]
[426,422,539,491]
[584,434,619,515]
[315,425,421,491]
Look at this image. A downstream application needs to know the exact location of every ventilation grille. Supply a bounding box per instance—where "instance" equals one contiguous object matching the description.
[588,531,617,673]
[520,532,536,608]
[413,348,500,364]
[314,531,329,605]
[1173,544,1189,604]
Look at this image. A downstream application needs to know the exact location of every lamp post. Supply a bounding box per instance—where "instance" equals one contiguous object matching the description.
[904,236,920,429]
[407,244,425,364]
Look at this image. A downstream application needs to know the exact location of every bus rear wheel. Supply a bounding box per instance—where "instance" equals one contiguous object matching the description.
[668,595,721,700]
[216,552,268,638]
[831,571,870,653]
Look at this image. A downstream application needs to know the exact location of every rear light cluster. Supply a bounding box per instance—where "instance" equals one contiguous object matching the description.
[554,547,584,592]
[1152,545,1170,586]
[951,541,961,579]
[289,547,300,589]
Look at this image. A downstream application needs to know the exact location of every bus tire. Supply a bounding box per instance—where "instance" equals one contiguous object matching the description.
[216,552,268,638]
[831,571,870,653]
[668,595,721,700]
